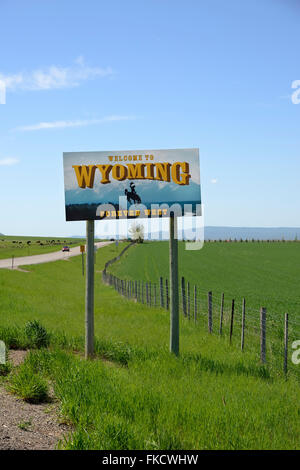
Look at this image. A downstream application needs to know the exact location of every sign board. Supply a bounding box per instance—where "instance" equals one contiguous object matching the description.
[80,245,85,253]
[63,148,201,221]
